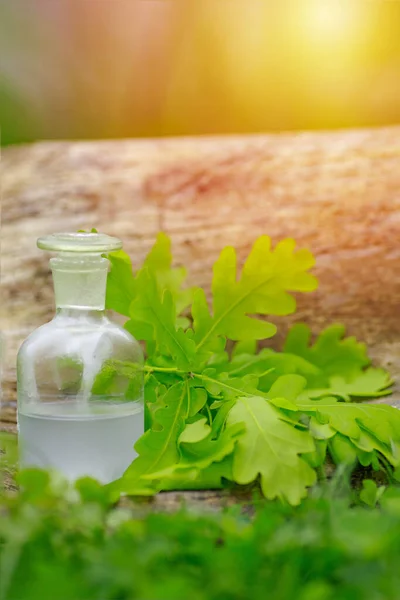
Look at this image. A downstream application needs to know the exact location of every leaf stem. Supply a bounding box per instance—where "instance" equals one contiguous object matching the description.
[144,365,185,375]
[227,360,260,377]
[195,373,252,397]
[204,402,213,425]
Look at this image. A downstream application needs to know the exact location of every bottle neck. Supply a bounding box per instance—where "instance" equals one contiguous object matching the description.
[55,308,106,321]
[51,253,108,312]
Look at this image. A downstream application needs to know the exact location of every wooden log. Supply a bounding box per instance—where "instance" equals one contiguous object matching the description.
[2,127,400,425]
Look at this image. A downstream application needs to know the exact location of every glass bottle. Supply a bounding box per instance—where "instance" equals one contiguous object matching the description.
[17,232,144,484]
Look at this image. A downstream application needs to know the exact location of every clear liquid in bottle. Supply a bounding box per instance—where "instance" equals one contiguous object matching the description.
[18,400,143,483]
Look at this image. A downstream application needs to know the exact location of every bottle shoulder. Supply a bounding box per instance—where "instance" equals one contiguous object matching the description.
[18,321,55,354]
[18,316,143,363]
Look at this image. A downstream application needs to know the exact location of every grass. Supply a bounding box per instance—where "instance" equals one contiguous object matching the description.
[1,450,400,600]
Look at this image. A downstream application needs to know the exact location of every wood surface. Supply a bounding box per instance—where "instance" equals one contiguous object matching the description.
[1,127,400,438]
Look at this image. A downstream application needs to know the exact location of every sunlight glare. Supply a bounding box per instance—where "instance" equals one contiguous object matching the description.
[304,0,359,40]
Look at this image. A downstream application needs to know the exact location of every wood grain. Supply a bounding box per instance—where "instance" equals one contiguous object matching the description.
[2,127,400,427]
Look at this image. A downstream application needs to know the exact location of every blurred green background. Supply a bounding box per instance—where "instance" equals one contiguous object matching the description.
[1,0,400,146]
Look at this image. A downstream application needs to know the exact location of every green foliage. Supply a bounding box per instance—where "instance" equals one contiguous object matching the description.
[3,474,400,600]
[284,323,392,399]
[2,230,400,598]
[227,395,316,505]
[100,232,400,505]
[106,232,192,320]
[120,381,190,494]
[192,236,318,351]
[360,479,386,508]
[284,322,370,381]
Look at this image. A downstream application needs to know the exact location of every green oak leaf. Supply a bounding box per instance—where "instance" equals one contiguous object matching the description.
[304,368,393,402]
[226,395,316,504]
[157,456,235,491]
[328,433,359,465]
[282,325,392,400]
[350,429,399,467]
[327,432,383,472]
[257,352,322,393]
[264,374,308,411]
[283,323,370,386]
[106,249,137,316]
[144,417,244,480]
[211,400,237,437]
[199,368,260,399]
[302,439,328,468]
[187,383,208,418]
[266,374,307,403]
[116,381,189,494]
[297,397,400,466]
[210,348,320,393]
[308,417,335,440]
[358,449,381,470]
[232,339,258,356]
[178,418,244,468]
[106,232,192,318]
[193,236,317,351]
[360,479,385,507]
[144,375,167,431]
[103,231,397,504]
[179,417,211,444]
[126,268,196,369]
[142,232,193,314]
